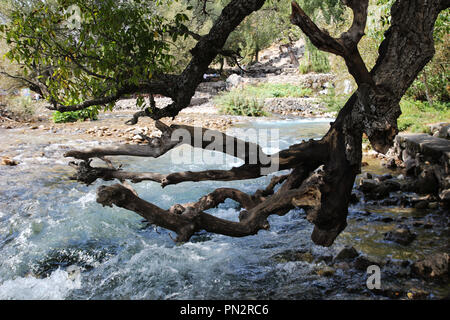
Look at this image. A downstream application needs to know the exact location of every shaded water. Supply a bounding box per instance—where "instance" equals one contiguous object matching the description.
[0,118,448,299]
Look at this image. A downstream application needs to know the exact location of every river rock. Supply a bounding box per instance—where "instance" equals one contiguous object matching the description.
[315,266,335,277]
[428,202,439,209]
[417,167,439,194]
[226,74,244,89]
[360,172,373,180]
[384,227,416,245]
[383,179,402,192]
[358,178,378,193]
[1,156,18,166]
[315,254,333,264]
[334,246,359,261]
[377,216,394,223]
[411,253,449,279]
[360,178,400,200]
[349,192,360,204]
[404,158,417,176]
[353,255,376,271]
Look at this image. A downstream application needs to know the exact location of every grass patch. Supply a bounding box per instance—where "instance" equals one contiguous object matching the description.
[398,99,450,132]
[214,83,312,116]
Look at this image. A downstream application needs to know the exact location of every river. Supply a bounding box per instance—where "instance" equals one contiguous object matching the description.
[0,117,448,299]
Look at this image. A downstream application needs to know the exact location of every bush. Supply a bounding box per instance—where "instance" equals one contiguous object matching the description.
[52,106,99,123]
[217,94,268,117]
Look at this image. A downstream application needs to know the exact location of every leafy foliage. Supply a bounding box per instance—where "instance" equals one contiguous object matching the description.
[223,0,299,65]
[52,106,99,123]
[298,40,331,74]
[0,0,191,109]
[405,9,449,103]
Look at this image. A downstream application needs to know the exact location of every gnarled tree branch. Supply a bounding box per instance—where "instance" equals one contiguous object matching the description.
[63,0,448,248]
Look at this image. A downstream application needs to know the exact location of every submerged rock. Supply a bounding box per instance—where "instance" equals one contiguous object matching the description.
[352,256,377,271]
[334,246,359,261]
[315,266,335,277]
[271,250,314,263]
[384,227,417,246]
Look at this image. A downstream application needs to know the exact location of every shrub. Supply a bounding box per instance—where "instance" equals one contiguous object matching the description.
[52,106,99,123]
[217,94,268,117]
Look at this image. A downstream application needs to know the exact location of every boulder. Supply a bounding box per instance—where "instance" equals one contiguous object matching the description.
[417,167,439,194]
[225,74,243,89]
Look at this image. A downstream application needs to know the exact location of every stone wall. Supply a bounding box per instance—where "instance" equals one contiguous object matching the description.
[391,132,450,202]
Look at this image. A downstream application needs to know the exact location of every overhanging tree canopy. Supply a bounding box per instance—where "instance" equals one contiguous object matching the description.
[1,0,448,246]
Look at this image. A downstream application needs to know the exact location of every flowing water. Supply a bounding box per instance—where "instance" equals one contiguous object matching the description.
[0,117,448,300]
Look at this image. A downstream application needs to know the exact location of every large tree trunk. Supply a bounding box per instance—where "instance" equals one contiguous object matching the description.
[65,0,448,247]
